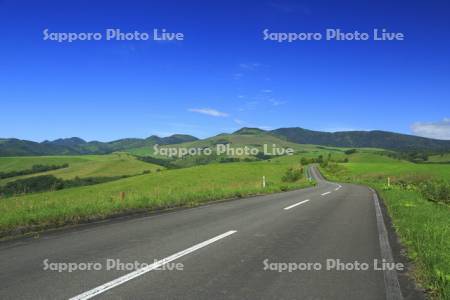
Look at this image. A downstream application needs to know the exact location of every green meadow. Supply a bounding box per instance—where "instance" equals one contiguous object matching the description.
[0,153,161,185]
[337,153,450,180]
[429,153,450,163]
[0,154,313,236]
[320,152,450,299]
[126,130,345,158]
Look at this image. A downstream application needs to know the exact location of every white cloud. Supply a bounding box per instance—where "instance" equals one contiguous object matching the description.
[233,73,244,80]
[411,118,450,140]
[239,63,261,70]
[188,108,229,117]
[261,89,272,93]
[234,119,245,125]
[268,98,287,106]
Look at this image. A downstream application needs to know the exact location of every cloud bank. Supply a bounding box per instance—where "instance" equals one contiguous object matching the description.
[188,108,229,117]
[411,118,450,140]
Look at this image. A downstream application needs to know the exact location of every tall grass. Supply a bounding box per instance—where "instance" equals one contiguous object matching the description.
[379,187,449,299]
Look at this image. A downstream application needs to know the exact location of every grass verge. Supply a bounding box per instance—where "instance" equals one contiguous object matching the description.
[320,156,449,299]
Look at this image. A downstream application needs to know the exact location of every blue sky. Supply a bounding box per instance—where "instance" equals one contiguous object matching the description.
[1,0,449,141]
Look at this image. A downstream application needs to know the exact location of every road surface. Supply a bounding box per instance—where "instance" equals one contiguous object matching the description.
[0,166,403,299]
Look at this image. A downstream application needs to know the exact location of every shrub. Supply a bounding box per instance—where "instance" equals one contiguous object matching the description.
[0,175,124,197]
[63,176,121,189]
[281,168,303,182]
[344,149,357,155]
[418,180,450,204]
[0,164,69,179]
[321,162,348,179]
[300,157,309,165]
[0,175,64,196]
[280,185,289,191]
[376,150,429,163]
[320,160,329,168]
[219,157,240,163]
[136,156,177,169]
[254,152,272,160]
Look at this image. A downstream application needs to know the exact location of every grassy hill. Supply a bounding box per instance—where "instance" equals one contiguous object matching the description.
[271,127,450,152]
[428,153,450,163]
[125,129,353,168]
[0,153,161,186]
[347,154,449,179]
[128,129,343,157]
[0,154,312,235]
[0,134,198,156]
[2,127,449,156]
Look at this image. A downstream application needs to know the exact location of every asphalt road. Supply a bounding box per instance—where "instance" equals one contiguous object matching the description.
[0,166,404,299]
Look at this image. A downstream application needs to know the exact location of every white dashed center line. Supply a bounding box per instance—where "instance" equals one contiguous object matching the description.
[284,199,310,210]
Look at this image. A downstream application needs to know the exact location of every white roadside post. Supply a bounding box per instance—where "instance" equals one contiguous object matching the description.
[262,176,266,188]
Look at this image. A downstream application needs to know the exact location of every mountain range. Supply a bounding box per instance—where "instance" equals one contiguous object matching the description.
[1,127,449,156]
[0,134,198,156]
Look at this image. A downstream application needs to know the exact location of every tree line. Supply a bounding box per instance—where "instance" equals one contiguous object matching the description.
[0,164,69,179]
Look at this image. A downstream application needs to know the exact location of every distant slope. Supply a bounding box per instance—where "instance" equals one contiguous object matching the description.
[0,139,73,156]
[2,126,449,156]
[0,153,162,185]
[0,134,198,156]
[428,153,450,163]
[135,127,320,156]
[127,128,340,168]
[271,127,450,152]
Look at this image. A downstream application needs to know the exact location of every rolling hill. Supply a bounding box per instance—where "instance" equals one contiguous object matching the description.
[270,127,450,152]
[0,153,162,186]
[126,127,324,159]
[1,127,449,157]
[0,134,198,156]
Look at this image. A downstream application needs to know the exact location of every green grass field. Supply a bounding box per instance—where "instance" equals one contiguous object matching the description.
[429,153,450,163]
[0,153,161,185]
[0,154,313,236]
[343,153,450,180]
[125,131,348,158]
[320,152,450,299]
[126,132,354,169]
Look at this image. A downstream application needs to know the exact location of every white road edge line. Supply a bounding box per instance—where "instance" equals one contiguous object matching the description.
[334,184,342,191]
[69,230,237,300]
[321,191,331,196]
[284,199,310,210]
[371,189,403,300]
